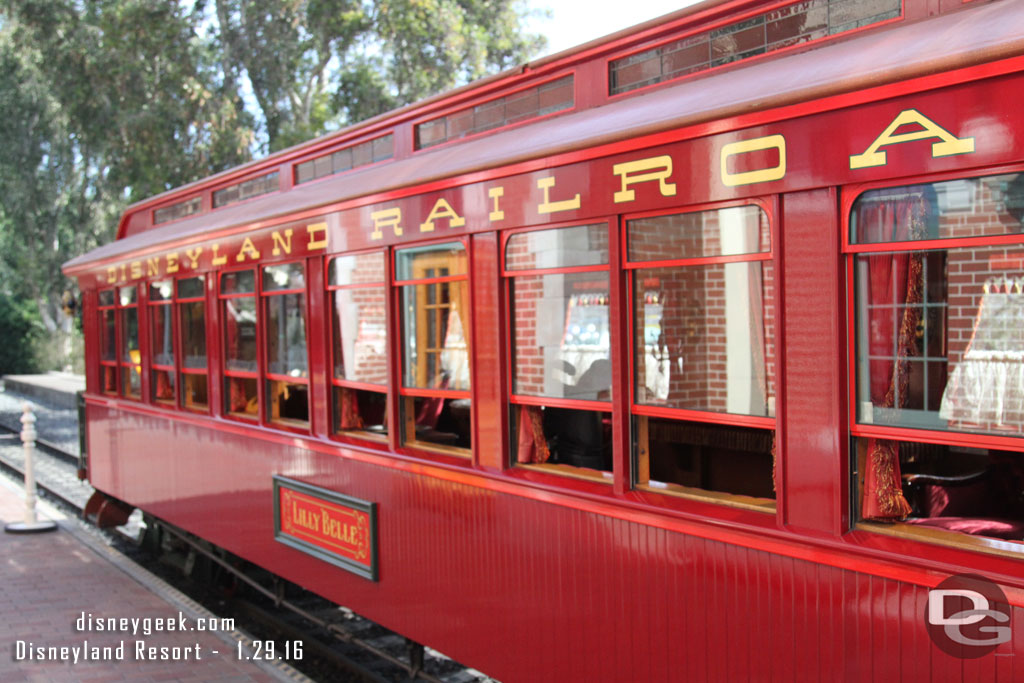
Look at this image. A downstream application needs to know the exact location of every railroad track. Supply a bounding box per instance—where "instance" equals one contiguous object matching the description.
[0,419,494,683]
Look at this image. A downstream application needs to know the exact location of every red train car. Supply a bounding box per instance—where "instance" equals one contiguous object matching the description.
[65,0,1024,679]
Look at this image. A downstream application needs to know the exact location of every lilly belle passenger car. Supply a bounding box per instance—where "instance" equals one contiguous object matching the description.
[65,0,1024,679]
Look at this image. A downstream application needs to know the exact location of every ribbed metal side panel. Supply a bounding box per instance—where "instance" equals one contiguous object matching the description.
[89,406,1023,682]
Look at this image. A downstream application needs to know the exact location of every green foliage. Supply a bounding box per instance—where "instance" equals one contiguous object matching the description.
[0,0,543,370]
[212,0,545,152]
[0,293,44,376]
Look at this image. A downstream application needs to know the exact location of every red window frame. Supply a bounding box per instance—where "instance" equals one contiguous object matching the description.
[623,198,778,430]
[842,164,1024,453]
[622,197,779,507]
[502,219,615,479]
[326,250,389,442]
[176,275,209,414]
[394,238,472,456]
[118,285,141,401]
[97,289,118,396]
[261,261,310,431]
[148,281,176,406]
[219,267,260,422]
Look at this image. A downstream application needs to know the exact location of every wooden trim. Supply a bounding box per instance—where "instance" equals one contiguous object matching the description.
[516,462,614,485]
[636,482,776,513]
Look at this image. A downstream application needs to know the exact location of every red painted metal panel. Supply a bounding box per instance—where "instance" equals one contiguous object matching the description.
[82,402,1024,680]
[779,188,846,537]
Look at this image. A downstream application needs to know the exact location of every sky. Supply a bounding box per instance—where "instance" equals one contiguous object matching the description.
[527,0,701,57]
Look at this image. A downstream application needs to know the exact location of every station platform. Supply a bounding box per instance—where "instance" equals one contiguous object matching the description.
[0,475,308,682]
[1,372,84,411]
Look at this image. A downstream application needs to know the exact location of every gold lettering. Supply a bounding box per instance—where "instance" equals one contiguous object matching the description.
[166,252,180,274]
[292,502,320,532]
[420,198,466,233]
[235,237,261,263]
[850,108,975,169]
[119,264,128,282]
[271,229,293,256]
[306,222,328,250]
[613,155,677,203]
[130,261,142,280]
[489,186,505,222]
[721,134,787,187]
[537,176,581,215]
[146,257,160,278]
[185,247,204,269]
[211,244,228,266]
[106,266,117,284]
[370,208,402,240]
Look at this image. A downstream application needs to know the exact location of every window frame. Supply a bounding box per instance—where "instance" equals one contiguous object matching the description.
[501,219,615,482]
[394,237,473,457]
[326,249,390,443]
[219,266,261,423]
[623,197,779,508]
[261,260,311,431]
[176,275,210,414]
[97,289,118,396]
[843,165,1024,453]
[117,284,142,401]
[842,165,1024,555]
[148,280,177,406]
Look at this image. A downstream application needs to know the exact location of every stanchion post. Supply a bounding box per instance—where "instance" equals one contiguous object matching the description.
[5,403,57,534]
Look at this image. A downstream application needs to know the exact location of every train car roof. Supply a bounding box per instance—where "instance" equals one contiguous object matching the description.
[64,0,1024,276]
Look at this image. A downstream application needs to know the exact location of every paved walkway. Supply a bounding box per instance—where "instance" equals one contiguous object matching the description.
[0,475,308,682]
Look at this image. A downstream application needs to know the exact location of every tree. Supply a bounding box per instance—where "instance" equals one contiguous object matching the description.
[0,0,255,368]
[211,0,545,152]
[0,0,542,369]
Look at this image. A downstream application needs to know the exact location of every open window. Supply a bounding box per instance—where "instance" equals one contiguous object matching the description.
[626,204,776,508]
[98,289,117,395]
[263,263,309,427]
[849,172,1024,548]
[396,242,471,454]
[118,285,141,400]
[328,251,388,439]
[505,222,613,479]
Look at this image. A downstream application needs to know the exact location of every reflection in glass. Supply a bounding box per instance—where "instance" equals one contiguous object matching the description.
[505,223,608,271]
[222,270,255,295]
[627,205,769,262]
[850,173,1024,245]
[402,281,470,390]
[265,293,307,377]
[224,298,257,372]
[330,252,386,286]
[121,308,139,363]
[333,288,387,384]
[180,302,207,369]
[177,276,205,299]
[150,305,174,366]
[263,263,305,291]
[633,262,774,416]
[100,311,116,362]
[510,273,611,400]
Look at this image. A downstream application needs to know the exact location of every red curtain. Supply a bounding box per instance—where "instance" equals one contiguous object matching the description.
[517,405,550,464]
[857,192,930,521]
[338,387,365,430]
